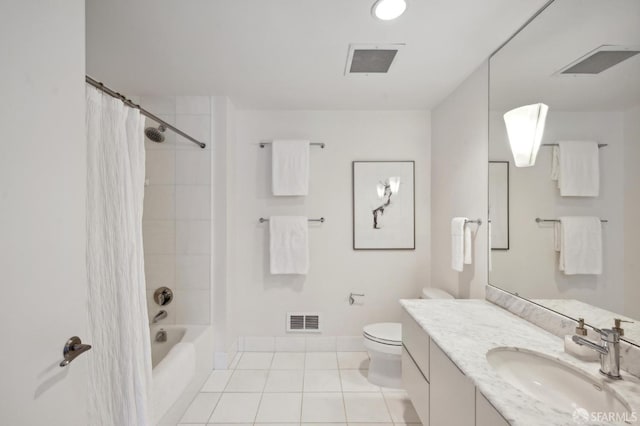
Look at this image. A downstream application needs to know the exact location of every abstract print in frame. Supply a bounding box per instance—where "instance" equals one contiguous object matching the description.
[352,161,415,250]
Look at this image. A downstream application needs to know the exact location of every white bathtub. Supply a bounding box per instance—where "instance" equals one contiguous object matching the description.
[150,325,213,425]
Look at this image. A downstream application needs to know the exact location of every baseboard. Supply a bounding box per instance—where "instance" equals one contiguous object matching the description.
[237,335,365,352]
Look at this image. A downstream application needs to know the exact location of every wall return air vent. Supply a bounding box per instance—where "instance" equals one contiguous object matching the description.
[286,312,321,333]
[345,43,405,76]
[556,45,640,75]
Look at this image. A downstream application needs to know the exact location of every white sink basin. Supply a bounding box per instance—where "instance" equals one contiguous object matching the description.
[487,347,632,420]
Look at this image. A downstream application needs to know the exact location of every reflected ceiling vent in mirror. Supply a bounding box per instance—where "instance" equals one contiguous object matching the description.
[345,43,405,76]
[556,45,640,75]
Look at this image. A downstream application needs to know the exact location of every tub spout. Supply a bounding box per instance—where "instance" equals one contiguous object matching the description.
[153,310,167,323]
[155,329,167,342]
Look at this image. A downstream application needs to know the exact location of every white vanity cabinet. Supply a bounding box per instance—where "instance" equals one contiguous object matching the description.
[402,312,510,426]
[430,341,475,425]
[476,391,510,426]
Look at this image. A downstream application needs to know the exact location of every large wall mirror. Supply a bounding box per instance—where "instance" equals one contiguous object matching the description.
[489,0,640,346]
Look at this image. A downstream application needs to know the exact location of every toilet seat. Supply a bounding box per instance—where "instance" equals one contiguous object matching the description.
[363,322,401,346]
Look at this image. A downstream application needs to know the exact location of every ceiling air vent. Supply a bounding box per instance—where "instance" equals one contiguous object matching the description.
[556,45,640,75]
[287,312,321,333]
[345,43,405,76]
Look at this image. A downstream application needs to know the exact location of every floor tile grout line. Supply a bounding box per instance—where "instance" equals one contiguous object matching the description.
[380,386,395,424]
[203,391,223,424]
[337,359,348,423]
[300,353,306,423]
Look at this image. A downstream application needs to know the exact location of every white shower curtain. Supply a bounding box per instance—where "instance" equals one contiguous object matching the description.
[85,86,152,426]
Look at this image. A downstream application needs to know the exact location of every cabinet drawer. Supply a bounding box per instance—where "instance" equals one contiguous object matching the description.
[402,347,430,426]
[402,310,430,380]
[430,341,475,426]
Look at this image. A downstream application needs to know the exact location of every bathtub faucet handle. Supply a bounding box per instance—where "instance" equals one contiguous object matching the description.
[59,336,92,367]
[154,287,174,306]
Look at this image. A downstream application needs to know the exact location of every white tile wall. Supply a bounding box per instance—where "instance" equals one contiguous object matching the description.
[176,255,210,290]
[143,186,175,220]
[141,96,212,328]
[175,289,210,324]
[142,221,175,254]
[176,185,210,220]
[176,96,210,115]
[145,151,175,185]
[275,336,306,352]
[176,221,210,254]
[144,254,176,288]
[305,336,337,352]
[176,151,210,185]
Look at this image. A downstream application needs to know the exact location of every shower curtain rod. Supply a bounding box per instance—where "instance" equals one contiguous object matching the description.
[86,76,206,149]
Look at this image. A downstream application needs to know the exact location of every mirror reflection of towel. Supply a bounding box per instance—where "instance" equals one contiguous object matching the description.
[451,217,471,272]
[558,216,602,275]
[551,141,599,197]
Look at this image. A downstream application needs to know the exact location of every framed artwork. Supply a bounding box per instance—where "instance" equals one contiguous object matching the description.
[352,161,415,250]
[489,161,510,250]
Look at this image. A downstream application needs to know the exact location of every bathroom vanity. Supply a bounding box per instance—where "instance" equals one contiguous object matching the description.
[400,299,640,426]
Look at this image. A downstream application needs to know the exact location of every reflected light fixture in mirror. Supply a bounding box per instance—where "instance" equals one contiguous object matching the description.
[372,0,407,21]
[503,103,549,167]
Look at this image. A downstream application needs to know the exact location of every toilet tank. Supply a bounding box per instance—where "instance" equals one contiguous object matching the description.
[421,287,455,299]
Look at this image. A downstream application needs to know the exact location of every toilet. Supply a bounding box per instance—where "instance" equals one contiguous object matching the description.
[363,287,454,388]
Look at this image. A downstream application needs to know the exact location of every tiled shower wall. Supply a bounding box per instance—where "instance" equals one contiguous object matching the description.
[141,96,212,325]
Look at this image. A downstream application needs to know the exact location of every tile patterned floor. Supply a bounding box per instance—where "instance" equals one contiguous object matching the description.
[177,351,422,425]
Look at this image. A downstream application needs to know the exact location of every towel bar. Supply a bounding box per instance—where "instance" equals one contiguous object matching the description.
[465,219,482,225]
[259,141,325,148]
[542,143,608,148]
[259,217,325,223]
[535,217,608,223]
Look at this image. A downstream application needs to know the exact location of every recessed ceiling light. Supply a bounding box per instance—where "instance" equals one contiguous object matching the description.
[372,0,407,21]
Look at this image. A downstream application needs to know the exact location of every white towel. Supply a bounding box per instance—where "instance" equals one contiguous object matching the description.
[270,216,309,274]
[558,216,602,275]
[451,218,472,272]
[551,141,599,197]
[553,221,562,252]
[488,220,492,272]
[272,140,310,196]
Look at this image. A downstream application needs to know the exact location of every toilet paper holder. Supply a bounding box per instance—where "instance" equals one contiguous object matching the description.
[349,293,365,305]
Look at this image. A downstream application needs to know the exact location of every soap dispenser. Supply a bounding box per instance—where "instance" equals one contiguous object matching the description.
[564,318,599,361]
[612,318,633,337]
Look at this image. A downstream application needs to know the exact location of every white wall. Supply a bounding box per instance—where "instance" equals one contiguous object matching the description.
[0,1,88,424]
[141,96,213,325]
[624,104,640,319]
[430,63,489,299]
[226,110,431,338]
[490,111,626,313]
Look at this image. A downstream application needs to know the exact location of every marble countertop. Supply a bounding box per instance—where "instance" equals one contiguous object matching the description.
[400,299,640,426]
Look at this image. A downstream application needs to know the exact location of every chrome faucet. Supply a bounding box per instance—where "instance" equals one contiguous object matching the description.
[572,328,622,380]
[152,310,167,323]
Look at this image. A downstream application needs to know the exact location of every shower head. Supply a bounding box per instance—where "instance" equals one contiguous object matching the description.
[145,124,166,143]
